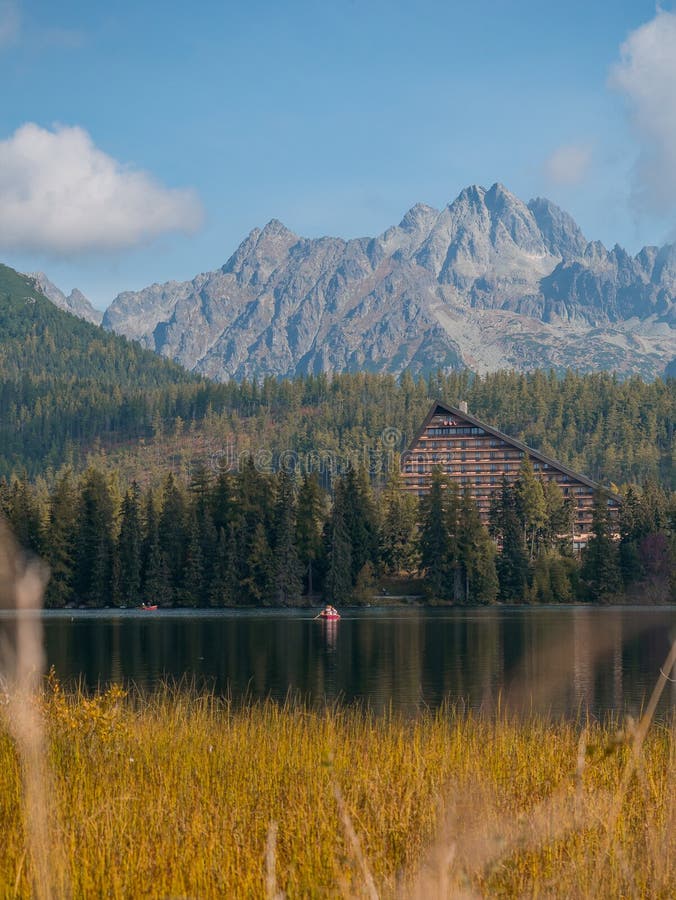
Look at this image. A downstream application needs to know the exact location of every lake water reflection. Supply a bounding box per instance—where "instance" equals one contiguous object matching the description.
[13,606,676,719]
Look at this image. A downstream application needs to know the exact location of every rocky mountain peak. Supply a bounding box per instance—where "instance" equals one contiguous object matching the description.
[30,272,102,325]
[528,197,587,259]
[399,202,439,232]
[37,181,674,382]
[260,218,296,239]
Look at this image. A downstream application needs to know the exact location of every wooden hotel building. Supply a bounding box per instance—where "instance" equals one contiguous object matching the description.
[401,401,620,549]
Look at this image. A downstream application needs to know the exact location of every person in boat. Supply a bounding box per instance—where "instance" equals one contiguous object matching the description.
[323,604,338,617]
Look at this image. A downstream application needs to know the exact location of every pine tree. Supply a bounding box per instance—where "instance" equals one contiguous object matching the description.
[516,457,547,560]
[419,468,453,601]
[495,480,530,603]
[542,480,574,554]
[580,489,622,601]
[295,473,325,596]
[380,464,419,575]
[325,483,353,605]
[117,482,142,607]
[209,525,239,607]
[8,473,43,556]
[158,473,186,602]
[271,471,303,606]
[142,489,170,605]
[457,486,498,604]
[341,466,379,582]
[44,468,78,608]
[73,467,115,607]
[179,510,204,607]
[242,521,274,604]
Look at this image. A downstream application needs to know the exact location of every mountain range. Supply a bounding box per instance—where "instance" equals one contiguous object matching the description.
[35,184,676,379]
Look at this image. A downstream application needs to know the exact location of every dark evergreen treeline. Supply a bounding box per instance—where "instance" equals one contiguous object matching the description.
[2,459,673,608]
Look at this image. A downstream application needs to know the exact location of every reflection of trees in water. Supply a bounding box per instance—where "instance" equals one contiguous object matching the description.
[39,610,675,717]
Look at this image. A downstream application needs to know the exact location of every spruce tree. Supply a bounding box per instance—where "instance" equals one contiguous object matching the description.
[73,467,115,607]
[295,473,325,596]
[142,489,171,605]
[209,525,239,607]
[495,480,530,603]
[243,521,274,604]
[380,464,419,575]
[272,470,303,606]
[419,468,453,601]
[325,482,353,605]
[179,510,204,607]
[580,489,622,601]
[158,473,186,602]
[117,482,142,607]
[457,486,498,604]
[341,466,379,582]
[515,457,547,560]
[44,468,78,608]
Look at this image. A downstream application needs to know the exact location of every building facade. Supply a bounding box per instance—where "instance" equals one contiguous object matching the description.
[401,401,619,549]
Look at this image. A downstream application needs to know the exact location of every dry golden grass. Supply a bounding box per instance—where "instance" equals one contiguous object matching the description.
[0,677,674,899]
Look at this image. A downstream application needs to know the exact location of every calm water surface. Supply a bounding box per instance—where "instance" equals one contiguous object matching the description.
[6,606,675,719]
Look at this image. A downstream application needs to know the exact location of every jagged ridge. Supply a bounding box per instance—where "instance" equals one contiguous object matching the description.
[92,183,673,379]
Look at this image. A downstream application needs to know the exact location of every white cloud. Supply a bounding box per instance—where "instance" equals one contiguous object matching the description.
[0,123,204,255]
[0,0,20,46]
[543,143,593,186]
[610,9,676,213]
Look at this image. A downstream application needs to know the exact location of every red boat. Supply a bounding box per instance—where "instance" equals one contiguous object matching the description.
[141,604,158,611]
[317,607,340,620]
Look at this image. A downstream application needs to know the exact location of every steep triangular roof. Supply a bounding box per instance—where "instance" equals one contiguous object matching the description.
[405,400,619,498]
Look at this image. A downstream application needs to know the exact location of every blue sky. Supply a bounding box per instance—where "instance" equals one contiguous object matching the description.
[0,0,674,308]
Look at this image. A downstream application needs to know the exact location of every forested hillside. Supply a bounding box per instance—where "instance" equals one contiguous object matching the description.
[0,263,673,488]
[0,264,203,474]
[79,370,673,492]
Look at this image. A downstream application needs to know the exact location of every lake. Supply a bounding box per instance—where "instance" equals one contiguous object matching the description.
[3,606,675,719]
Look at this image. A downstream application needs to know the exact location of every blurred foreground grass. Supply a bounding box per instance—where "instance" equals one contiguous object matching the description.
[0,677,674,899]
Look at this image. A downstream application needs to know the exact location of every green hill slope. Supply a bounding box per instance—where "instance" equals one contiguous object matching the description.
[0,264,205,475]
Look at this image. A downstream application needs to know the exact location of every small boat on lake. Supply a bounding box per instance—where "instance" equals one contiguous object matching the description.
[141,604,158,611]
[317,605,340,621]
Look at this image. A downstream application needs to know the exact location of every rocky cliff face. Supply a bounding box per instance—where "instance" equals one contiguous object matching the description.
[99,183,675,380]
[31,273,102,325]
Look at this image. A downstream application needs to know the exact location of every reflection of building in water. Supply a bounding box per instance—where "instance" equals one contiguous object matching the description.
[572,611,625,713]
[572,609,595,710]
[403,401,620,548]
